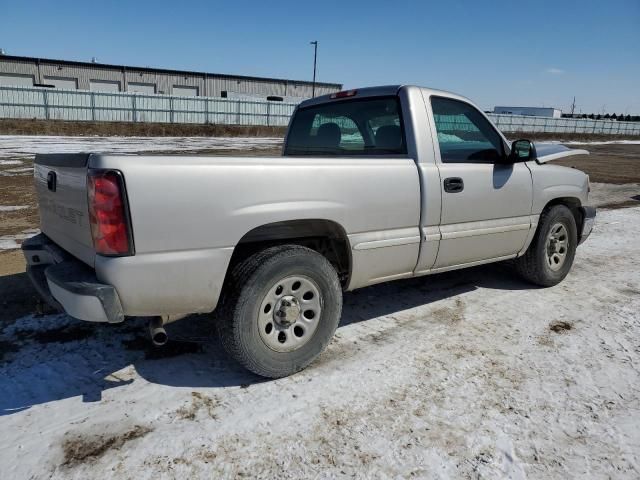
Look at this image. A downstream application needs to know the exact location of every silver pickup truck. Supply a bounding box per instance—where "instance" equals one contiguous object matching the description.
[23,85,596,377]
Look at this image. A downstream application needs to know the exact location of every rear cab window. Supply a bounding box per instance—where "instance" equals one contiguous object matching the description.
[284,96,407,156]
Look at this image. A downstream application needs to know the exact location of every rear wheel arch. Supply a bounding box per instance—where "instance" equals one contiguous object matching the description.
[225,219,352,289]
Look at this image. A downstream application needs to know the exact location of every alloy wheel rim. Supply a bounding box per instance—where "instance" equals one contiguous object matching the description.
[258,275,322,352]
[545,222,569,271]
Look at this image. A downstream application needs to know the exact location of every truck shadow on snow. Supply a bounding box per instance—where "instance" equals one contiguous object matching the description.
[0,262,533,416]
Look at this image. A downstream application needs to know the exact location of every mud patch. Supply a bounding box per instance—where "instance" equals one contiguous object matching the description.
[549,321,573,333]
[431,298,466,324]
[176,391,219,420]
[537,335,555,347]
[62,425,152,466]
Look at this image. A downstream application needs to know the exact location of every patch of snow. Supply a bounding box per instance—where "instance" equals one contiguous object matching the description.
[0,166,34,177]
[0,135,283,162]
[537,140,640,145]
[589,182,640,208]
[0,206,29,212]
[0,229,39,250]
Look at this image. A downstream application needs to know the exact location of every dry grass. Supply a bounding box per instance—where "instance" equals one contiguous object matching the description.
[0,119,286,137]
[5,119,637,141]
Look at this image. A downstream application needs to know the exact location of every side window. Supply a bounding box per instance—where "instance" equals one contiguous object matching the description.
[431,97,504,163]
[311,115,365,150]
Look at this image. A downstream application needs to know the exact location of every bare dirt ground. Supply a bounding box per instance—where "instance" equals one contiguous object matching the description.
[0,118,287,137]
[551,143,640,184]
[0,136,639,478]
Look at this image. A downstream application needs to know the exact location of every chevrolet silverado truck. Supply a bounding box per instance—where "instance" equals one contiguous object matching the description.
[22,85,596,378]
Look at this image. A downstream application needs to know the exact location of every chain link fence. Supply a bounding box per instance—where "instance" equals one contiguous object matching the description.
[0,85,296,127]
[1,85,639,135]
[488,113,640,135]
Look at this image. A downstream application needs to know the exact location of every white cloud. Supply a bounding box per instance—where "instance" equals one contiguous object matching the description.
[546,68,565,75]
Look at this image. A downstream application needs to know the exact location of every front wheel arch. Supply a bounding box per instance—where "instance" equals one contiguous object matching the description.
[515,204,578,287]
[540,197,583,235]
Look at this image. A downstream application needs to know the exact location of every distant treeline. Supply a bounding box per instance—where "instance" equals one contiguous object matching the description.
[562,113,639,122]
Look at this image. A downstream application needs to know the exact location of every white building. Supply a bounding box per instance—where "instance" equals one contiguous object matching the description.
[493,106,562,118]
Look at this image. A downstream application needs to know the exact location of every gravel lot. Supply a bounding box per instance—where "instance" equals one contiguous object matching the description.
[0,135,639,478]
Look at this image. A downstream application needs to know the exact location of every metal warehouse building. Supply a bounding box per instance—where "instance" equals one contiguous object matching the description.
[493,106,562,118]
[0,54,341,102]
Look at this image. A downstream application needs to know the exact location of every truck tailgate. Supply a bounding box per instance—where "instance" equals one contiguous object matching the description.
[34,153,95,266]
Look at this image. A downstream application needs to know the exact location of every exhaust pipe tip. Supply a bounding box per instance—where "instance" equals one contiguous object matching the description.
[151,329,168,346]
[149,317,168,346]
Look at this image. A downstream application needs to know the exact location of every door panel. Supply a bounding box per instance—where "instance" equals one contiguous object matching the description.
[429,96,533,268]
[435,163,532,267]
[439,163,532,225]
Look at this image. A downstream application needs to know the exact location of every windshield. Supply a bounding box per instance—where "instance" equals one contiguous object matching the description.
[284,96,407,156]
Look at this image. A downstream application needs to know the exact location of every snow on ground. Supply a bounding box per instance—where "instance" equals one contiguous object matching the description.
[0,229,39,250]
[0,205,29,212]
[542,140,640,145]
[1,207,639,479]
[4,167,33,172]
[0,135,283,161]
[590,183,640,208]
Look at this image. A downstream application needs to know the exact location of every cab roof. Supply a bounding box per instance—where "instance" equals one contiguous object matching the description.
[298,85,475,109]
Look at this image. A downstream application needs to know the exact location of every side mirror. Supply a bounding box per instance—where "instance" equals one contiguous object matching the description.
[509,139,536,162]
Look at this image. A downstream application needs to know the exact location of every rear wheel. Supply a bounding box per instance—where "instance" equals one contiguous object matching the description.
[217,245,342,378]
[514,204,578,287]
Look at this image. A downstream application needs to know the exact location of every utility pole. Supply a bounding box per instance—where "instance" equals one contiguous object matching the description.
[570,96,576,116]
[310,41,318,97]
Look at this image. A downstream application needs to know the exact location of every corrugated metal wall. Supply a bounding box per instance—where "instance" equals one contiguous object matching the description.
[0,57,340,99]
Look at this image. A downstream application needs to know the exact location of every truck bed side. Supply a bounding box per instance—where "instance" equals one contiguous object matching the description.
[88,154,421,316]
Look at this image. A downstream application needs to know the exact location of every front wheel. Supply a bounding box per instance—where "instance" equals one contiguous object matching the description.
[217,245,342,378]
[514,204,578,287]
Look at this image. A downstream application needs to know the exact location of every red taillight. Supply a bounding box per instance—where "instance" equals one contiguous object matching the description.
[87,170,133,256]
[330,89,357,99]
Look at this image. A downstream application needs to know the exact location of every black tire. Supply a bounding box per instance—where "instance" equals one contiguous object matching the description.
[514,204,578,287]
[216,245,342,378]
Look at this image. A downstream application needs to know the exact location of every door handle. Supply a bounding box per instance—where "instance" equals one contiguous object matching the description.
[443,177,464,193]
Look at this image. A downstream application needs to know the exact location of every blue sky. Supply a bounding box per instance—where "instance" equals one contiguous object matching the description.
[2,0,638,113]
